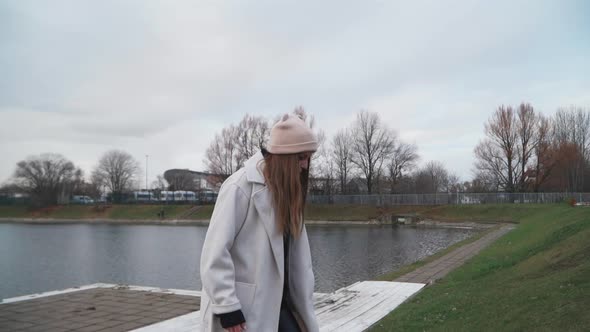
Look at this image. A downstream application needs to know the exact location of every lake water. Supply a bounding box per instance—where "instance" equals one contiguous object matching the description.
[0,223,477,299]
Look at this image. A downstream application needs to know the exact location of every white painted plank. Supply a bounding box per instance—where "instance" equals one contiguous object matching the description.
[354,284,423,330]
[318,282,397,328]
[125,281,424,332]
[316,288,360,317]
[317,281,425,332]
[3,281,424,332]
[347,282,424,331]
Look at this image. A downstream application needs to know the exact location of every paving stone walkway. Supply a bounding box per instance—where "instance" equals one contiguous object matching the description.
[0,287,199,332]
[395,224,515,284]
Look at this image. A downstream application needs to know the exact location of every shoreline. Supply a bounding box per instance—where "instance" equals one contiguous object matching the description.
[0,217,210,226]
[0,217,495,229]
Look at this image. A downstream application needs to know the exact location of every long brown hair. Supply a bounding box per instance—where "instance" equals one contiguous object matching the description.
[260,150,310,238]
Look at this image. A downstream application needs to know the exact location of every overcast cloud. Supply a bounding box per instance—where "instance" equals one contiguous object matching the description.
[1,0,589,185]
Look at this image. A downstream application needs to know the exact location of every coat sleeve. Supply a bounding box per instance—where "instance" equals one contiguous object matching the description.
[200,181,249,315]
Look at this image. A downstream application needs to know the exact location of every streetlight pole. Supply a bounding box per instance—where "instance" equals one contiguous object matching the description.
[145,154,149,191]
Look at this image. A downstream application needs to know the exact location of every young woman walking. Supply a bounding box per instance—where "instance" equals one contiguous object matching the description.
[200,113,319,332]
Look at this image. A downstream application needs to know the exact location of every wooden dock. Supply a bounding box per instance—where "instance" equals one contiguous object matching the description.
[1,281,424,332]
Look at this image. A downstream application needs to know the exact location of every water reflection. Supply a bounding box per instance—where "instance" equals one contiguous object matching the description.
[0,223,476,298]
[308,225,476,291]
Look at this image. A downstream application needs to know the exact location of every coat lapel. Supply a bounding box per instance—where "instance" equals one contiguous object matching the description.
[252,186,284,278]
[246,151,284,278]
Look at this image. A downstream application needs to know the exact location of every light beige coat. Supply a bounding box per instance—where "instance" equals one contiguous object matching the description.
[200,151,319,332]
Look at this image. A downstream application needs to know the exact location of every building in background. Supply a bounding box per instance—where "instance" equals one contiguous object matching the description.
[163,169,222,193]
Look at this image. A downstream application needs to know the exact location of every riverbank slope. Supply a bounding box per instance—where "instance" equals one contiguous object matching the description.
[0,203,531,224]
[370,204,590,331]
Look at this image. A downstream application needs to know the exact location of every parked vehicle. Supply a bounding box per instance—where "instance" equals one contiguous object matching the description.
[198,189,218,204]
[159,190,198,203]
[174,190,197,202]
[160,191,175,202]
[71,195,94,204]
[132,191,157,202]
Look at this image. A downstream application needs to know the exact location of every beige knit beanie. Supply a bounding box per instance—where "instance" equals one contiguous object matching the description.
[267,113,318,154]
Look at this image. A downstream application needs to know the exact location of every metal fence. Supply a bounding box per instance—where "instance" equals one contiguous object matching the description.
[308,192,590,206]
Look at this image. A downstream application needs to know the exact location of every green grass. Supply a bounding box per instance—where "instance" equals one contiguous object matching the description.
[105,204,191,220]
[0,203,550,223]
[417,204,547,223]
[49,205,102,219]
[303,204,537,222]
[0,205,30,218]
[304,204,380,220]
[0,204,195,220]
[370,204,590,332]
[0,203,445,221]
[187,205,215,220]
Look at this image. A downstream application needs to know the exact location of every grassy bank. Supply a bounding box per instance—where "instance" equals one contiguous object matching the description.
[0,203,540,223]
[0,203,524,222]
[0,204,433,221]
[3,203,587,330]
[0,204,197,220]
[370,204,590,331]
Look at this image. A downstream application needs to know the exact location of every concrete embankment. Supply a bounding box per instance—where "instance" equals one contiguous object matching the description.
[0,218,379,226]
[1,217,494,230]
[0,218,210,226]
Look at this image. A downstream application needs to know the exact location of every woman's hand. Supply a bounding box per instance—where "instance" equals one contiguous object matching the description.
[226,323,247,331]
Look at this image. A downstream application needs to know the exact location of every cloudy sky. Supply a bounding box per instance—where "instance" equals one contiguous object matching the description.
[1,0,589,186]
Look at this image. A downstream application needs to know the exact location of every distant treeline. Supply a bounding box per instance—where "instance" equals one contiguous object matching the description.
[2,105,589,207]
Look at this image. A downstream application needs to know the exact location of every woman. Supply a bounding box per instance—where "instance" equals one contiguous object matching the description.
[200,113,320,332]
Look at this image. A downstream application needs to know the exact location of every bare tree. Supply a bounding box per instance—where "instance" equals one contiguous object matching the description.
[152,174,168,191]
[467,171,499,193]
[204,125,240,179]
[69,167,85,194]
[531,114,555,191]
[446,173,463,193]
[516,103,538,191]
[551,106,590,191]
[67,168,101,199]
[205,108,316,181]
[544,142,583,191]
[92,150,140,202]
[387,141,419,193]
[13,153,76,206]
[474,103,590,192]
[474,105,521,192]
[149,174,168,199]
[235,114,270,167]
[164,170,196,191]
[90,171,105,199]
[414,160,449,193]
[308,129,337,195]
[350,110,395,194]
[284,107,335,194]
[290,107,323,171]
[0,182,24,194]
[331,128,354,194]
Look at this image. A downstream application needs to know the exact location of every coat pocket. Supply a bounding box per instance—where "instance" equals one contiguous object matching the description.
[235,281,256,317]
